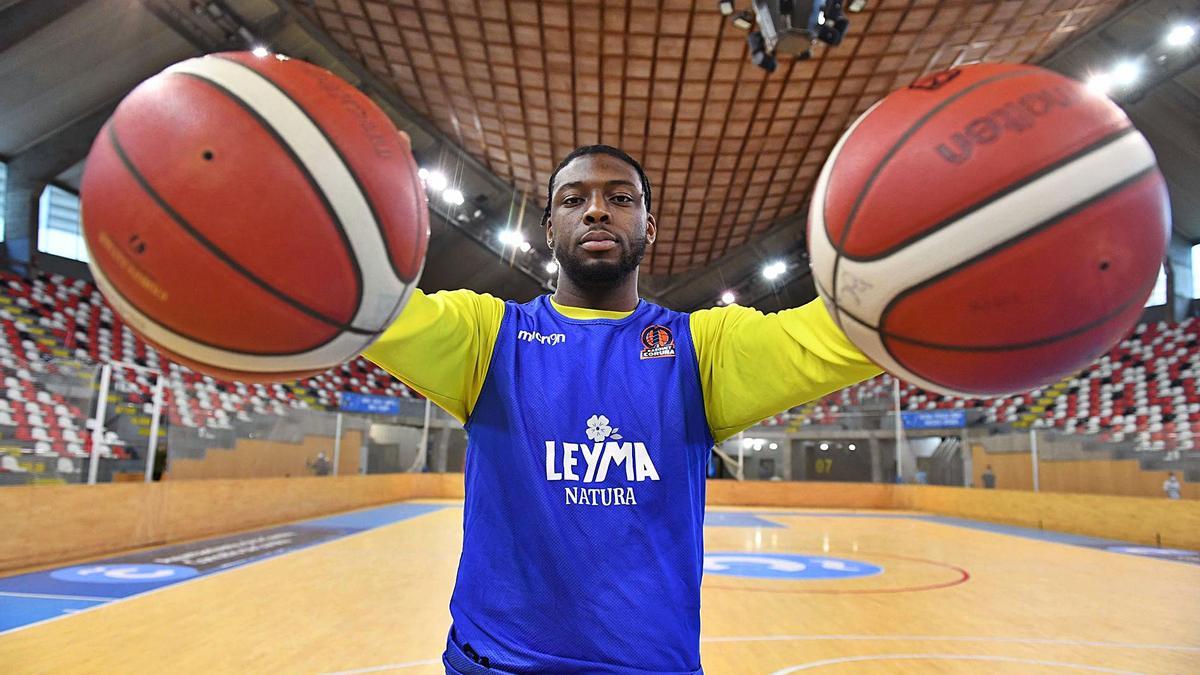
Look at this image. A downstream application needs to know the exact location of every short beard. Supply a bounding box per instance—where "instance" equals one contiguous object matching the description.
[554,228,648,289]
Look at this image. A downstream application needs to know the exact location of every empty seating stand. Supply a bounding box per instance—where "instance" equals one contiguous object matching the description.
[0,272,421,462]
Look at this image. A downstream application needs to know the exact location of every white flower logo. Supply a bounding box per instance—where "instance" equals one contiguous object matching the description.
[585,414,621,442]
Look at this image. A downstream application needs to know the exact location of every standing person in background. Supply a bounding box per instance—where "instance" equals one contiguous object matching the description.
[1163,472,1182,500]
[307,452,331,477]
[982,465,997,489]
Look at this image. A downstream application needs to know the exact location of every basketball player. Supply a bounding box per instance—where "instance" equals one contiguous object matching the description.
[365,145,880,674]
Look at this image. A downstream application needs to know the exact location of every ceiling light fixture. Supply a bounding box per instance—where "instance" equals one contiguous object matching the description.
[762,260,787,280]
[442,188,465,206]
[732,9,754,30]
[424,170,448,192]
[1166,24,1196,47]
[1111,60,1140,86]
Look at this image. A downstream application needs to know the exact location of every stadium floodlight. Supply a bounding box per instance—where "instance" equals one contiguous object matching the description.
[818,442,829,450]
[1086,72,1112,95]
[848,443,856,451]
[418,168,429,180]
[251,45,269,58]
[718,0,735,16]
[1111,60,1140,86]
[748,31,777,72]
[762,260,787,280]
[721,290,736,305]
[424,170,448,192]
[442,188,465,206]
[769,442,778,450]
[1166,24,1196,47]
[498,230,525,248]
[519,241,532,253]
[545,260,559,274]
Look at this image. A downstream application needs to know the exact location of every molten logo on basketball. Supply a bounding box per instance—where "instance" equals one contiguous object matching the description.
[908,68,961,91]
[935,84,1083,165]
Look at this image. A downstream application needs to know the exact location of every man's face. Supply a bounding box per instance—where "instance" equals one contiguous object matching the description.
[545,154,656,287]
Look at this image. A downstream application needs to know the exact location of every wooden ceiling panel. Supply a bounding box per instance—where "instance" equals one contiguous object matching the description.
[305,0,1127,275]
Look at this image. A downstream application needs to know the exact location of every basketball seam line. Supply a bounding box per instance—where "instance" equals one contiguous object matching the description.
[211,54,417,288]
[828,69,1041,319]
[104,124,376,346]
[86,239,352,363]
[170,70,368,331]
[835,126,1137,262]
[825,166,1160,351]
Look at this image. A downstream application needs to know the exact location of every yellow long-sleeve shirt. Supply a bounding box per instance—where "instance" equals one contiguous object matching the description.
[363,290,880,443]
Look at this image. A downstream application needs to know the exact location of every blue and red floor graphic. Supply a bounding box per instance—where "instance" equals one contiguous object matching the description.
[0,503,446,633]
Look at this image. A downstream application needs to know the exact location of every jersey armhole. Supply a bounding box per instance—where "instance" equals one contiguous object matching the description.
[463,301,511,432]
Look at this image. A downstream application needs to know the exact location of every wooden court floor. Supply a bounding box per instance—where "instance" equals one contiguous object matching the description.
[2,501,1198,674]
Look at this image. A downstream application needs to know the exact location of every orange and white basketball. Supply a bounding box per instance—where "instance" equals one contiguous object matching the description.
[80,52,428,382]
[808,62,1171,397]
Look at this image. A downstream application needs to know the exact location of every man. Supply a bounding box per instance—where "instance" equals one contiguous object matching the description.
[982,464,997,489]
[365,145,879,673]
[1163,471,1181,500]
[306,451,331,477]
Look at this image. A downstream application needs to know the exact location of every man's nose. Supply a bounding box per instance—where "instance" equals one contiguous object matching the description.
[584,196,610,223]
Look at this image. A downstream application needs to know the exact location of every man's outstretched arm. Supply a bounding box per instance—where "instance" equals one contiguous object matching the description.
[362,289,505,424]
[691,298,883,444]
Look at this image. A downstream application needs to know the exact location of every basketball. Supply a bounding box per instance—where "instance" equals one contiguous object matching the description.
[79,51,429,382]
[808,62,1171,398]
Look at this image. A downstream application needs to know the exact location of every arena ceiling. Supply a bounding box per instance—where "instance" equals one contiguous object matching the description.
[1,0,1197,311]
[301,0,1132,280]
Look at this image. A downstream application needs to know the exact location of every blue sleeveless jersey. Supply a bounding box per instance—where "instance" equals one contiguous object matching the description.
[444,295,712,674]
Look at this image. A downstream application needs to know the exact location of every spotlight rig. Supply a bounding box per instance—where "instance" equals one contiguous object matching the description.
[722,1,856,72]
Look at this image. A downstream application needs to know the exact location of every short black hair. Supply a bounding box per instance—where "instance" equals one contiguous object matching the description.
[542,144,652,225]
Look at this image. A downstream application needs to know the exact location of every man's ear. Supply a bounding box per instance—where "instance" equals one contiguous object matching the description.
[646,213,657,245]
[545,217,554,248]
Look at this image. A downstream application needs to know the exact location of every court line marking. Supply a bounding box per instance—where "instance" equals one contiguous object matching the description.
[334,635,1200,674]
[0,505,451,638]
[768,653,1143,674]
[700,634,1200,652]
[719,511,1199,566]
[0,591,112,602]
[704,550,970,595]
[323,659,441,674]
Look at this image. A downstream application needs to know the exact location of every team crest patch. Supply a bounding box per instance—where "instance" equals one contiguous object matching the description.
[640,324,676,360]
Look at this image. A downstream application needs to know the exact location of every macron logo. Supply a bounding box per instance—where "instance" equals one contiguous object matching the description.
[518,330,566,346]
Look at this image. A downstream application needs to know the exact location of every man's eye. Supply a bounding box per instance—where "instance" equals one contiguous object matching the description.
[612,194,634,204]
[561,196,583,206]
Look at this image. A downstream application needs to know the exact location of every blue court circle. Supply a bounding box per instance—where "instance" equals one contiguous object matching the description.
[50,564,199,584]
[703,552,883,579]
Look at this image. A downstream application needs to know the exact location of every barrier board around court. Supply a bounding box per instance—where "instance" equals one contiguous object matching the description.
[3,476,1198,573]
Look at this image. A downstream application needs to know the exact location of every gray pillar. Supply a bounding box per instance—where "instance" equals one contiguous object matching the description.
[868,434,883,483]
[790,439,808,481]
[433,424,450,472]
[1166,233,1193,322]
[2,170,43,277]
[960,432,972,487]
